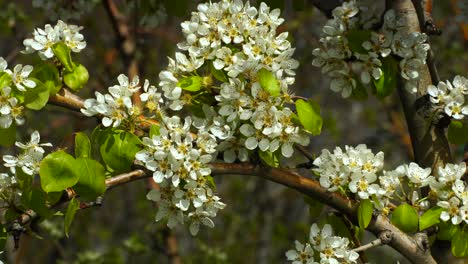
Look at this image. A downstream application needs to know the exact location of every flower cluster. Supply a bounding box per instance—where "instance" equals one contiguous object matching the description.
[23,20,86,60]
[81,74,143,128]
[428,75,468,120]
[286,223,359,264]
[3,130,52,175]
[0,57,35,129]
[158,0,309,160]
[312,1,429,97]
[430,163,468,225]
[313,144,468,225]
[313,144,384,199]
[135,115,225,235]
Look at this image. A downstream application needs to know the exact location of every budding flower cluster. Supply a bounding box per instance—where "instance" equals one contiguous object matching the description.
[428,75,468,120]
[23,20,86,60]
[312,1,430,97]
[286,223,359,264]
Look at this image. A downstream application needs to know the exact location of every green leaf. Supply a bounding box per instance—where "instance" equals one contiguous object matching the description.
[391,203,419,233]
[259,150,280,168]
[24,79,50,110]
[52,42,75,71]
[30,62,61,95]
[75,132,91,158]
[210,61,228,82]
[16,167,32,192]
[448,120,468,145]
[346,29,372,54]
[304,196,324,218]
[373,56,398,99]
[0,123,16,146]
[177,75,203,92]
[64,197,80,237]
[0,224,6,250]
[437,221,459,241]
[149,125,160,138]
[296,99,322,135]
[63,64,89,92]
[419,206,443,231]
[100,129,141,173]
[40,150,80,193]
[74,158,106,201]
[452,228,468,257]
[357,199,373,229]
[257,68,280,97]
[21,187,51,217]
[0,72,12,89]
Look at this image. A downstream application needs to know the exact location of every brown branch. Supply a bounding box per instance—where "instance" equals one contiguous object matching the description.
[48,88,85,112]
[209,163,437,264]
[6,169,148,232]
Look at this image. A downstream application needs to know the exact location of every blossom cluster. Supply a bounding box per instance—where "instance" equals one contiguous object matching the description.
[23,20,86,60]
[159,0,309,160]
[313,144,468,225]
[428,75,468,120]
[0,57,36,129]
[3,130,52,176]
[286,223,359,264]
[312,0,430,97]
[81,74,143,128]
[135,115,225,235]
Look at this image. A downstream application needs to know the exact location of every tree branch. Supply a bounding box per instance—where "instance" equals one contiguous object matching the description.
[210,163,437,264]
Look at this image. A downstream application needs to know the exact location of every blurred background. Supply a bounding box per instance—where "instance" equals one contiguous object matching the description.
[0,0,466,263]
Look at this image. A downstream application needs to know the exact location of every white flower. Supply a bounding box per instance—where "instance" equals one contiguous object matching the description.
[11,64,36,91]
[15,130,52,153]
[438,197,463,225]
[444,99,468,120]
[285,241,316,264]
[405,162,433,188]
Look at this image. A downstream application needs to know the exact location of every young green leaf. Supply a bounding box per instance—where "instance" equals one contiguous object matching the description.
[24,79,50,110]
[259,150,280,168]
[30,62,61,95]
[73,158,106,201]
[373,56,398,99]
[75,132,91,158]
[177,75,203,92]
[419,206,443,231]
[296,99,322,135]
[64,197,80,237]
[452,228,468,257]
[437,221,459,241]
[52,42,75,71]
[447,120,468,145]
[64,64,89,92]
[346,29,372,54]
[40,150,80,193]
[257,68,280,97]
[210,61,228,82]
[0,123,16,147]
[149,124,160,138]
[351,80,368,100]
[357,199,373,229]
[391,203,419,233]
[100,129,141,173]
[21,187,51,217]
[0,72,12,89]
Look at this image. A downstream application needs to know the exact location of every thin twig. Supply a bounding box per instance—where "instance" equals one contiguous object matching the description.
[353,238,383,253]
